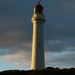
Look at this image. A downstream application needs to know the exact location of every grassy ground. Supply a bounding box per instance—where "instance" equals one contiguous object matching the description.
[0,67,75,75]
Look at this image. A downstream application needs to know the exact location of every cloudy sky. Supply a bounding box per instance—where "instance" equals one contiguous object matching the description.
[0,0,75,71]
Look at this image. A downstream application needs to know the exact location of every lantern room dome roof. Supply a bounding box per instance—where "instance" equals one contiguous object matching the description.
[34,1,43,10]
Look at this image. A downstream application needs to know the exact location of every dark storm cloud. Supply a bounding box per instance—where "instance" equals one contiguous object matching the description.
[44,0,75,40]
[0,0,32,48]
[0,0,75,56]
[43,0,75,53]
[0,0,33,56]
[45,38,75,52]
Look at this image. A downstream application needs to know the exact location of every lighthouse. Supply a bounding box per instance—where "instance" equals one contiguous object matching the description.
[31,1,46,70]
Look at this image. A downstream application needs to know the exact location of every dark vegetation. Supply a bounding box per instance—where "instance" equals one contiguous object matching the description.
[1,67,75,75]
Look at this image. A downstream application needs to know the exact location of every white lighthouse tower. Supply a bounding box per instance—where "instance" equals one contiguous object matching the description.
[31,1,46,70]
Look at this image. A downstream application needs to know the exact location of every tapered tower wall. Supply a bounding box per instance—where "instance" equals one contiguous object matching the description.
[31,1,46,70]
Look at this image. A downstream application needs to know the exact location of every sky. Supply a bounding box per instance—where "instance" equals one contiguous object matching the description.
[0,0,75,71]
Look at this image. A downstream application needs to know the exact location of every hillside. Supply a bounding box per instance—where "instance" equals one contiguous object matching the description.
[1,67,75,75]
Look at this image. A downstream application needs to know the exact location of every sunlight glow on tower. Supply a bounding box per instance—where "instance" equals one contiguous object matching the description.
[31,1,46,70]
